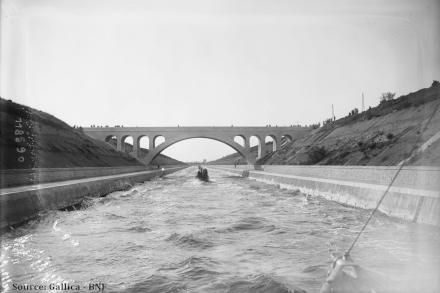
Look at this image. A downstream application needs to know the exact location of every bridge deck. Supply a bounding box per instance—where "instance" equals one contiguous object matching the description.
[83,126,308,132]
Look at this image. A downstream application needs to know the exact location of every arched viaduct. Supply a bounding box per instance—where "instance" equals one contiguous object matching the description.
[83,126,312,165]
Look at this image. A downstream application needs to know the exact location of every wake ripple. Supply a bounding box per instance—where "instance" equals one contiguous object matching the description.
[226,274,306,293]
[227,217,276,232]
[166,233,215,249]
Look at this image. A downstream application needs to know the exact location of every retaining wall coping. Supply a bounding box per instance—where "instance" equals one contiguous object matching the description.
[0,166,147,175]
[212,164,440,172]
[1,167,184,196]
[208,165,440,225]
[253,170,440,198]
[210,166,440,197]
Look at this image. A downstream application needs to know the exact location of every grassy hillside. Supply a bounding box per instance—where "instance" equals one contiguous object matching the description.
[211,84,440,166]
[0,98,183,169]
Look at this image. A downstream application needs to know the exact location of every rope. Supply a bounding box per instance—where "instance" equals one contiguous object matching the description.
[345,101,440,257]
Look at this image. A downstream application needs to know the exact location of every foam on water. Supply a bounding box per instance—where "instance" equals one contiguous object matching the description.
[1,167,440,292]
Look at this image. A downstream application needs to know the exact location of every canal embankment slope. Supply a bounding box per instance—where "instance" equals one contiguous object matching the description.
[0,98,188,228]
[262,84,440,166]
[211,83,440,166]
[208,84,440,226]
[0,97,184,171]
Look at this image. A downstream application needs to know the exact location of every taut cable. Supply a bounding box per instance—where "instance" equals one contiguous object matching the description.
[345,102,440,257]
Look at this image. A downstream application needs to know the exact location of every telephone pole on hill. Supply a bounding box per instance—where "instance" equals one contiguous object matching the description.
[362,92,365,112]
[331,104,335,121]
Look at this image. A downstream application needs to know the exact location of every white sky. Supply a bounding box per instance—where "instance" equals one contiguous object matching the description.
[1,0,439,161]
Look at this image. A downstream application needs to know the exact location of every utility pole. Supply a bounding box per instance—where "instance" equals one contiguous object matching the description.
[331,104,335,121]
[362,92,365,112]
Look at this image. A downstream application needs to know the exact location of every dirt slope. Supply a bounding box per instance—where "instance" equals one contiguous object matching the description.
[0,98,184,169]
[211,84,440,166]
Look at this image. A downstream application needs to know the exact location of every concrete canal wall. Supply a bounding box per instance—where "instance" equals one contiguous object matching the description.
[209,165,440,226]
[0,166,150,188]
[0,167,186,229]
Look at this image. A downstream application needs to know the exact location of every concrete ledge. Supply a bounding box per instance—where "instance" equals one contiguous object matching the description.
[0,167,186,229]
[209,165,440,226]
[211,164,440,190]
[0,166,150,188]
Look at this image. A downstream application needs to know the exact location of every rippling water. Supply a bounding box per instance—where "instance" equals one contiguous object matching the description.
[1,167,440,292]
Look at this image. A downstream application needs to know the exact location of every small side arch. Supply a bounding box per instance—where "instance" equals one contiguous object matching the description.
[283,134,293,141]
[234,135,246,147]
[137,135,150,157]
[265,135,278,152]
[153,135,165,148]
[121,135,134,153]
[249,135,263,159]
[104,135,117,148]
[281,134,293,148]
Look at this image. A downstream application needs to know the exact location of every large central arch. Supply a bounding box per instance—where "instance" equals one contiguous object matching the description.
[83,126,313,166]
[145,136,255,165]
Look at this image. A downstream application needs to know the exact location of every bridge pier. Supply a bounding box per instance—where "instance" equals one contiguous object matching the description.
[258,140,266,159]
[83,126,312,167]
[273,136,280,152]
[132,136,139,157]
[116,136,122,151]
[245,138,250,149]
[149,138,154,151]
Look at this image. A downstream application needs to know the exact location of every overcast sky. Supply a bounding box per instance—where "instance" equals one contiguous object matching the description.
[1,0,439,161]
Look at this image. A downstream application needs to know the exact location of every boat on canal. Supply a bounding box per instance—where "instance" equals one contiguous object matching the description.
[196,166,209,181]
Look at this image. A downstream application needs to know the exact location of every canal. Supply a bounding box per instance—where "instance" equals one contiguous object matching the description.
[1,167,439,292]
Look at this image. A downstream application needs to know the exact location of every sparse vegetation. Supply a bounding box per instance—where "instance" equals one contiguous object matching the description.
[323,118,333,126]
[311,122,321,129]
[212,84,440,166]
[0,98,184,169]
[348,108,359,116]
[380,92,396,104]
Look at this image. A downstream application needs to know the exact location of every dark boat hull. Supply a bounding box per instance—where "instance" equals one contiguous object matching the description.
[196,167,209,181]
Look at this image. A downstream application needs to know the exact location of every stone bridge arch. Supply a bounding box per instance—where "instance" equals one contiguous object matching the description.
[82,126,312,166]
[145,136,256,165]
